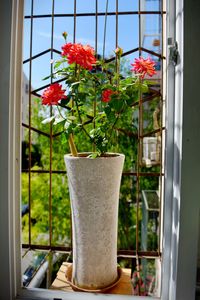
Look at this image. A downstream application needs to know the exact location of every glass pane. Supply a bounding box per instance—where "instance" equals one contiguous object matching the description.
[118,15,139,53]
[111,111,138,171]
[22,250,48,287]
[54,17,74,50]
[54,0,74,14]
[31,173,50,245]
[31,93,51,136]
[24,0,31,16]
[30,131,50,170]
[33,0,53,15]
[98,15,116,58]
[142,96,161,135]
[76,0,95,13]
[31,52,51,88]
[52,135,69,170]
[51,174,71,246]
[120,51,140,75]
[32,18,52,56]
[141,190,159,251]
[132,258,161,297]
[98,0,116,12]
[76,17,95,47]
[118,0,138,12]
[22,71,30,127]
[117,257,133,269]
[22,128,49,172]
[21,172,29,244]
[118,176,137,250]
[142,0,162,11]
[141,14,161,54]
[23,19,31,61]
[140,175,159,191]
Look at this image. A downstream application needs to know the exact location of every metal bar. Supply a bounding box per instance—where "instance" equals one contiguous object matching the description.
[131,91,162,108]
[73,0,76,43]
[21,244,161,258]
[95,0,98,53]
[31,77,67,94]
[49,0,55,249]
[23,49,51,64]
[140,46,166,59]
[22,123,50,138]
[68,0,77,256]
[28,0,34,248]
[105,47,165,63]
[116,0,118,48]
[22,169,66,174]
[102,0,108,60]
[140,127,165,138]
[92,0,98,153]
[31,76,161,97]
[135,0,142,260]
[22,169,164,176]
[24,11,166,19]
[22,244,72,252]
[158,0,164,256]
[23,46,63,63]
[101,47,140,63]
[122,172,164,177]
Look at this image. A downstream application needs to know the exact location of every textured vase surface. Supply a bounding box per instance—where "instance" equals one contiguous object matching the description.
[64,153,125,290]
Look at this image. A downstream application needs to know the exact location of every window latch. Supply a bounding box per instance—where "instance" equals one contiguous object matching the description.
[168,38,179,66]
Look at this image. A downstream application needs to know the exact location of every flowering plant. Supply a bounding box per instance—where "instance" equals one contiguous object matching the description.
[41,33,156,157]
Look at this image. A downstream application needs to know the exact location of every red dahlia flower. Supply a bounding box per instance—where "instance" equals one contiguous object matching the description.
[102,89,115,103]
[61,42,96,70]
[131,57,156,78]
[41,83,67,105]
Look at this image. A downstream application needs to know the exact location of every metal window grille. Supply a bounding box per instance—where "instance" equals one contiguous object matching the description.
[21,0,166,295]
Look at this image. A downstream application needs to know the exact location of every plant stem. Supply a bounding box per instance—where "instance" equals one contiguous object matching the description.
[73,67,93,142]
[57,104,78,156]
[68,133,78,157]
[57,105,65,119]
[74,100,93,141]
[107,113,120,146]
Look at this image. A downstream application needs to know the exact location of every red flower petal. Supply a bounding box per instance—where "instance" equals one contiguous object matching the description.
[131,57,156,78]
[102,89,115,103]
[61,43,96,70]
[41,83,67,106]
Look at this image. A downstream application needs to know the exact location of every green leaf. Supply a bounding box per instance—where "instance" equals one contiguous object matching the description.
[42,75,52,81]
[41,116,55,124]
[87,152,100,159]
[109,97,124,112]
[64,121,71,130]
[104,105,111,116]
[60,98,70,106]
[141,83,149,93]
[53,116,65,125]
[54,58,66,69]
[67,116,76,121]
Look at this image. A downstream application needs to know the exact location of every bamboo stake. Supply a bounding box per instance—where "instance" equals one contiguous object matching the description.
[69,134,78,157]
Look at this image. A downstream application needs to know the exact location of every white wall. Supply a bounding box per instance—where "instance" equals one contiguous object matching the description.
[175,0,200,299]
[0,0,14,299]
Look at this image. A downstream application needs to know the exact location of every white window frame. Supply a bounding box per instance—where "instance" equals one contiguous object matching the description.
[0,0,199,299]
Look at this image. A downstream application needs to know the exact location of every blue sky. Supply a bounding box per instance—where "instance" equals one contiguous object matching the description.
[23,0,160,89]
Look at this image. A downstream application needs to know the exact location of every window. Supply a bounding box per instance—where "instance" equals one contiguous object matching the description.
[0,0,199,300]
[21,0,166,297]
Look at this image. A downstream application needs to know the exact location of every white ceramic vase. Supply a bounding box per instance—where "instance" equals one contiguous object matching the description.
[64,153,125,290]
